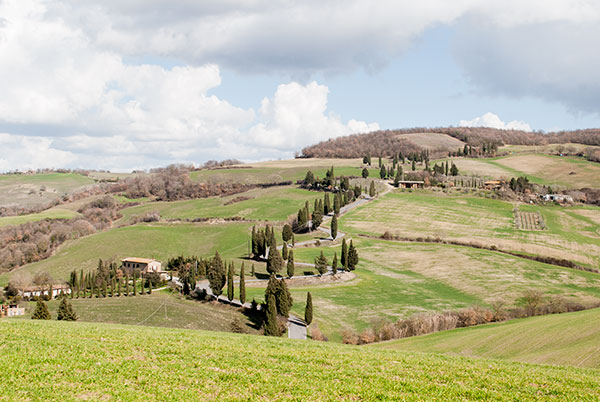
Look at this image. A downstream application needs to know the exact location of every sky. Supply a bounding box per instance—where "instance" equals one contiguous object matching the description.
[1,0,599,172]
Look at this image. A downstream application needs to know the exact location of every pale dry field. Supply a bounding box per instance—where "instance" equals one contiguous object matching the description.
[495,154,600,188]
[450,158,514,178]
[341,191,600,267]
[361,242,600,307]
[243,158,364,169]
[395,132,465,151]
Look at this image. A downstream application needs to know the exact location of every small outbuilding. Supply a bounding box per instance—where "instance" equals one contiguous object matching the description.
[541,194,573,203]
[19,284,71,299]
[0,304,25,317]
[397,180,425,189]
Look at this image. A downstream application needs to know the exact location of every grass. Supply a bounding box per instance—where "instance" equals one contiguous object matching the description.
[0,208,80,227]
[340,189,600,268]
[374,307,600,369]
[116,185,324,224]
[16,290,260,333]
[1,319,599,401]
[244,238,600,342]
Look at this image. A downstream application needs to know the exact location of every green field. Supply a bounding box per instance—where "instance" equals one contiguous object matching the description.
[17,290,259,334]
[0,223,254,284]
[244,238,600,341]
[190,158,382,184]
[0,172,94,209]
[374,308,600,369]
[340,190,600,268]
[0,221,321,285]
[116,185,324,224]
[1,320,599,401]
[0,208,80,227]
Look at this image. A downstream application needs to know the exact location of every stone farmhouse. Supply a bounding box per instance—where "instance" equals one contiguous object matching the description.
[121,257,169,280]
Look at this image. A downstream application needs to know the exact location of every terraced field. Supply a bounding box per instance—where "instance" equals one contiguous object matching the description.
[340,190,600,268]
[1,320,599,401]
[375,307,600,369]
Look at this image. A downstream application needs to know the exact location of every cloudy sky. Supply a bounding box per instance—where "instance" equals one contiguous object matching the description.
[1,0,599,171]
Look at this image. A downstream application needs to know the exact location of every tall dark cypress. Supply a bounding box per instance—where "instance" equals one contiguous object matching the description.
[331,214,338,239]
[264,293,280,337]
[304,292,313,325]
[287,250,294,278]
[227,262,234,301]
[341,238,348,269]
[239,263,246,304]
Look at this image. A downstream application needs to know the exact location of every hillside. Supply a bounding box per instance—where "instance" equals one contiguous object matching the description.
[14,290,260,333]
[300,127,600,159]
[374,308,600,369]
[1,320,599,401]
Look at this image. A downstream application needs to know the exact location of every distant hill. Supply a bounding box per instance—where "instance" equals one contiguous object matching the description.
[300,127,600,158]
[374,308,600,369]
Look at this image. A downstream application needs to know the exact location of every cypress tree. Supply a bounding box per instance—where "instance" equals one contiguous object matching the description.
[31,300,51,320]
[369,181,376,197]
[312,210,322,230]
[332,252,338,275]
[348,240,359,270]
[140,275,145,295]
[287,250,294,278]
[207,251,226,297]
[102,279,108,298]
[333,193,340,215]
[264,293,280,337]
[96,283,100,298]
[89,279,94,299]
[331,214,338,239]
[323,193,330,215]
[314,251,328,275]
[305,292,313,325]
[362,167,369,178]
[251,225,258,257]
[266,246,283,274]
[380,164,386,179]
[239,263,246,304]
[282,224,293,243]
[79,269,84,298]
[111,278,116,297]
[125,273,130,296]
[292,234,295,247]
[57,297,78,321]
[394,169,401,187]
[276,279,293,317]
[132,275,137,297]
[341,238,348,269]
[412,160,416,171]
[117,277,122,297]
[251,264,255,277]
[282,242,288,260]
[227,262,234,301]
[378,156,382,168]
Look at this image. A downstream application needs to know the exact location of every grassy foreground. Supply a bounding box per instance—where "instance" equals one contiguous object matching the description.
[1,320,599,401]
[373,308,600,369]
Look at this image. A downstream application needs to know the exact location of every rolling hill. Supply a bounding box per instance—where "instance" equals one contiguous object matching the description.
[1,319,599,401]
[373,307,600,369]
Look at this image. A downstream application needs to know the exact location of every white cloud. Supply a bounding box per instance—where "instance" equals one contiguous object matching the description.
[459,112,532,132]
[0,0,378,171]
[247,82,378,154]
